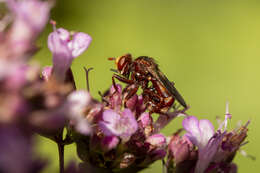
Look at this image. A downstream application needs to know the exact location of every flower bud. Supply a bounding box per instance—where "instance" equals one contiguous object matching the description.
[146,134,166,148]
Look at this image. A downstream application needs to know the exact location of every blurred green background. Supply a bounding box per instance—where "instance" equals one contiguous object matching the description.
[34,0,259,172]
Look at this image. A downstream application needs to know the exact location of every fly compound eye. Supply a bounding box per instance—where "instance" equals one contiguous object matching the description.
[115,56,121,65]
[119,57,126,67]
[116,56,127,71]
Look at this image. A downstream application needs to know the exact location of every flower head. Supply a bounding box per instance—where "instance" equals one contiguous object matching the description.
[179,104,249,173]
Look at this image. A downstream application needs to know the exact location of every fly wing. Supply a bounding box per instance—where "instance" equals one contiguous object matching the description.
[147,66,187,108]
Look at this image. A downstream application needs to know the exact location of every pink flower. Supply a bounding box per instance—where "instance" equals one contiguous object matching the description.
[99,109,138,142]
[182,116,215,150]
[138,112,153,128]
[7,0,50,33]
[6,0,51,57]
[168,134,196,165]
[48,22,92,81]
[183,116,224,173]
[0,60,29,90]
[182,103,240,173]
[66,90,92,135]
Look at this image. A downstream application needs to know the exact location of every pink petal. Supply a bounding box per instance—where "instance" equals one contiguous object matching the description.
[75,119,92,135]
[198,119,215,148]
[56,28,70,41]
[67,90,91,120]
[47,30,72,80]
[99,110,121,136]
[125,94,138,110]
[7,0,50,32]
[99,109,138,141]
[182,116,201,146]
[138,112,153,128]
[122,108,138,134]
[195,133,224,173]
[102,109,120,123]
[101,136,119,151]
[146,134,166,148]
[109,84,122,110]
[66,90,92,135]
[47,29,71,55]
[68,32,92,58]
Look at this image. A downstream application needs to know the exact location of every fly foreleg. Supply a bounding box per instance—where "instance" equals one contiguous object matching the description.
[112,74,134,92]
[122,84,139,107]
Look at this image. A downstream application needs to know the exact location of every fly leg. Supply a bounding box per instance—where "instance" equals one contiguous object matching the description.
[112,74,134,92]
[122,84,139,107]
[110,74,136,107]
[98,90,110,105]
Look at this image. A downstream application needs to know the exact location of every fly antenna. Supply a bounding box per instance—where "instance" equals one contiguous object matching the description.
[108,57,116,61]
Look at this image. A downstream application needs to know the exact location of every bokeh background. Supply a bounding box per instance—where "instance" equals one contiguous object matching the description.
[34,0,259,172]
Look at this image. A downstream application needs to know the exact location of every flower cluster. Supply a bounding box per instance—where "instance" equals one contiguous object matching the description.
[70,84,171,172]
[165,104,250,173]
[0,0,252,173]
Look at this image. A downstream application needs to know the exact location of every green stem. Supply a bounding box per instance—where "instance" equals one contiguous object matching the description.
[57,141,64,173]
